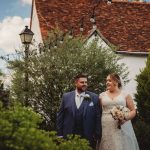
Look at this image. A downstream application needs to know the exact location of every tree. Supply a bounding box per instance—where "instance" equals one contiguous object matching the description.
[8,31,129,130]
[0,70,9,108]
[134,54,150,150]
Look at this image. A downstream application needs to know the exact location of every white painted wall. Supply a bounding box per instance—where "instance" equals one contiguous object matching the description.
[31,0,43,45]
[118,55,147,97]
[86,32,110,49]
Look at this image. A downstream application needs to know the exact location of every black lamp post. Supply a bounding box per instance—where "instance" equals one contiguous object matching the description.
[19,25,34,106]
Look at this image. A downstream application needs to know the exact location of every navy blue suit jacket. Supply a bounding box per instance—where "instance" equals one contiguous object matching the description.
[56,90,102,144]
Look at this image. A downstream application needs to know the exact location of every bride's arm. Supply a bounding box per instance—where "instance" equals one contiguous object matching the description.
[125,94,136,120]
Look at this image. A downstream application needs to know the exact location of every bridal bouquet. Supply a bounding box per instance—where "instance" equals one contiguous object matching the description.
[110,105,130,129]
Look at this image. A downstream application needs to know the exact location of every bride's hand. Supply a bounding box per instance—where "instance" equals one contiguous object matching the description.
[119,119,126,125]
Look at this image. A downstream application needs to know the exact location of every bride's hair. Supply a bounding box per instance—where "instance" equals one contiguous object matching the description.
[109,73,122,88]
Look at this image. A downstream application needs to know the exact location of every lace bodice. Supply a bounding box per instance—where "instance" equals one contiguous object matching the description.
[100,91,127,114]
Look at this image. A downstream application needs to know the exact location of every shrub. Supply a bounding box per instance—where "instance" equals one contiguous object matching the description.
[0,102,91,150]
[134,54,150,149]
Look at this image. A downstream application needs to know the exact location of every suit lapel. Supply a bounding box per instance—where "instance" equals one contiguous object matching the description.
[70,91,76,117]
[83,91,90,117]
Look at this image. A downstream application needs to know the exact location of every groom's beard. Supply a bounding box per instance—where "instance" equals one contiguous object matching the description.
[77,86,87,93]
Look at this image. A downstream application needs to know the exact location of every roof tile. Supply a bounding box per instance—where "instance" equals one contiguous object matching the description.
[32,0,150,52]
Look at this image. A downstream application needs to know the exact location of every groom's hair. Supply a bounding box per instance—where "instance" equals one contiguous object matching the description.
[74,74,88,81]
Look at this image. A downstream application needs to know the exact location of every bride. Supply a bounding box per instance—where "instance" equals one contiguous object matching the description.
[98,73,139,150]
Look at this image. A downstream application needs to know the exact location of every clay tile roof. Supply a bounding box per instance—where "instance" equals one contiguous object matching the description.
[32,0,150,52]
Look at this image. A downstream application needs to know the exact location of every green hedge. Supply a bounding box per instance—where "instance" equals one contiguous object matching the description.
[0,102,91,150]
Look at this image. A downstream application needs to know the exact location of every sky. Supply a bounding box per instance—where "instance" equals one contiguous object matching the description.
[0,0,32,85]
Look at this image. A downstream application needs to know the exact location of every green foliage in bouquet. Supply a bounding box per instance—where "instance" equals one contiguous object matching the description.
[134,54,150,150]
[8,29,128,130]
[0,102,91,150]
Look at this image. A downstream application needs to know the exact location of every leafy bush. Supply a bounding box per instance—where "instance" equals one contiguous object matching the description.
[134,54,150,149]
[0,81,9,108]
[0,102,91,150]
[134,118,150,150]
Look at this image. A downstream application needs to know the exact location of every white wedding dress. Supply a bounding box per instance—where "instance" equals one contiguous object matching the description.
[99,91,139,150]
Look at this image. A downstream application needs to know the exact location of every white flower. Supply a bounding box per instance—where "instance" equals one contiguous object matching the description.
[83,94,91,101]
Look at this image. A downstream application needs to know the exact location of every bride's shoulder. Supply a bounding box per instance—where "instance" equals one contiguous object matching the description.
[121,90,130,98]
[99,91,106,98]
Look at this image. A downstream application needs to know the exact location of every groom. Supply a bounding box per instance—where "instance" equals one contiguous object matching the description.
[57,74,102,149]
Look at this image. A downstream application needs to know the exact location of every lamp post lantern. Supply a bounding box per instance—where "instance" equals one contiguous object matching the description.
[20,25,34,44]
[19,25,34,106]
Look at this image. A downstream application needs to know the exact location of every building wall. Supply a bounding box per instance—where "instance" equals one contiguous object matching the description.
[86,32,110,49]
[118,54,147,97]
[31,0,43,45]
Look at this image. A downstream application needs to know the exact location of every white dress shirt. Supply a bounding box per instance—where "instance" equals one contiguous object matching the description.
[75,90,85,109]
